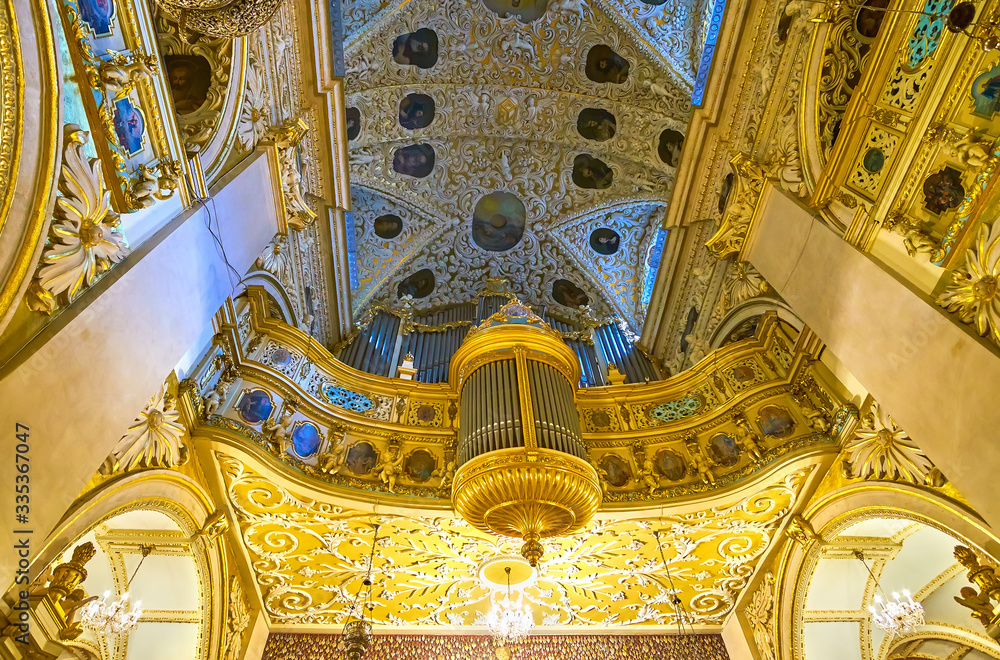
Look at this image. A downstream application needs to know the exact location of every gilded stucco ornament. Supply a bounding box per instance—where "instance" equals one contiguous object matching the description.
[884,212,939,259]
[220,456,810,627]
[265,119,318,231]
[27,127,130,314]
[721,261,769,309]
[745,573,777,660]
[937,221,1000,346]
[236,54,269,151]
[102,384,188,473]
[224,576,251,660]
[844,401,932,484]
[155,16,233,154]
[706,155,766,260]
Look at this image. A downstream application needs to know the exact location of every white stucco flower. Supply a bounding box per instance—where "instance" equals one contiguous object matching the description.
[845,402,931,483]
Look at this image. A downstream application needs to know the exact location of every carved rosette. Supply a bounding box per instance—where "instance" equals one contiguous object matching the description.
[27,126,130,314]
[103,383,189,473]
[844,401,932,484]
[937,221,1000,347]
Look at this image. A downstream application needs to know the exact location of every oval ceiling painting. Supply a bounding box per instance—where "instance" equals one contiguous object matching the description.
[399,93,435,130]
[585,45,630,84]
[393,144,435,178]
[552,279,589,308]
[658,129,684,167]
[589,227,621,255]
[577,108,616,141]
[391,28,439,69]
[374,213,403,239]
[572,154,613,189]
[398,268,435,299]
[346,107,361,140]
[472,192,527,251]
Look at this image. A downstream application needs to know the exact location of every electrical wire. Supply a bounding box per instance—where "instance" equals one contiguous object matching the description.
[653,530,693,637]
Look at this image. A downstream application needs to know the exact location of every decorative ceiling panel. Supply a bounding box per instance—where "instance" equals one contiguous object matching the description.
[342,0,708,87]
[219,454,812,628]
[342,0,695,328]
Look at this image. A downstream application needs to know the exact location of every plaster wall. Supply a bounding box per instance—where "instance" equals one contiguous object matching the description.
[0,147,283,591]
[744,183,1000,531]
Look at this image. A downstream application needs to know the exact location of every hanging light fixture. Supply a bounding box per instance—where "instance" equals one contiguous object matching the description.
[81,544,153,638]
[485,566,534,646]
[855,551,925,637]
[341,525,382,660]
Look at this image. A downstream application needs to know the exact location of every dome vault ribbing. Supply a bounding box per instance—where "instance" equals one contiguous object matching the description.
[449,301,603,566]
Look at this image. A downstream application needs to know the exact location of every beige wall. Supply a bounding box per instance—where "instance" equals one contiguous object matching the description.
[745,183,1000,531]
[0,148,283,591]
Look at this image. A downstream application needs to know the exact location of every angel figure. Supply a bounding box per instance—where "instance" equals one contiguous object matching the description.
[942,135,991,171]
[375,445,405,493]
[60,588,99,633]
[955,586,995,626]
[318,428,347,474]
[637,455,660,496]
[203,378,231,417]
[734,425,765,462]
[432,460,456,489]
[687,445,715,484]
[99,53,158,101]
[263,403,297,453]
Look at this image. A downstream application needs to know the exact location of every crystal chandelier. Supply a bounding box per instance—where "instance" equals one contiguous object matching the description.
[855,551,925,637]
[81,544,153,637]
[340,525,382,660]
[485,567,533,645]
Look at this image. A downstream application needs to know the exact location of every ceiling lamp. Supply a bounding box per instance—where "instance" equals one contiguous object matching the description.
[341,525,382,660]
[485,566,534,646]
[855,551,925,637]
[450,301,602,567]
[81,544,153,638]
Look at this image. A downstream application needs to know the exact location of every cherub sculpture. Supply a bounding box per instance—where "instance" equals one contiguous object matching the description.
[375,444,405,493]
[687,443,715,485]
[432,460,456,490]
[637,455,659,496]
[264,401,297,453]
[318,427,347,474]
[203,378,231,417]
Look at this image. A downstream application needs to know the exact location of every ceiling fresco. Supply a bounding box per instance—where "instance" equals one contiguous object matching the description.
[218,454,812,629]
[343,0,693,329]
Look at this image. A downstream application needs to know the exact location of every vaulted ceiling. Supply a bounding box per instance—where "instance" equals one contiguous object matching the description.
[341,0,701,328]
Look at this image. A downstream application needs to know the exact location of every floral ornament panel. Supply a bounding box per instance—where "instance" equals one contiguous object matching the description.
[938,221,1000,346]
[29,127,130,314]
[103,383,187,473]
[219,455,810,627]
[845,401,932,483]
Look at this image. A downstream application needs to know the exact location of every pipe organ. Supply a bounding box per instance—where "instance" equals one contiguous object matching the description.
[449,302,602,567]
[338,291,657,386]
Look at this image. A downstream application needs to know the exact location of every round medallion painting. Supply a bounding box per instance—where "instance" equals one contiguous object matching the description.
[577,108,617,142]
[589,227,621,255]
[585,45,630,84]
[271,347,292,367]
[599,454,631,487]
[758,405,795,437]
[708,434,740,467]
[655,449,686,481]
[392,144,435,178]
[572,154,613,189]
[472,192,527,251]
[290,422,322,457]
[346,107,361,140]
[165,55,211,116]
[346,441,379,475]
[405,449,438,483]
[374,213,403,239]
[658,129,684,167]
[391,28,439,69]
[398,268,435,299]
[236,389,273,424]
[399,93,435,130]
[552,279,589,308]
